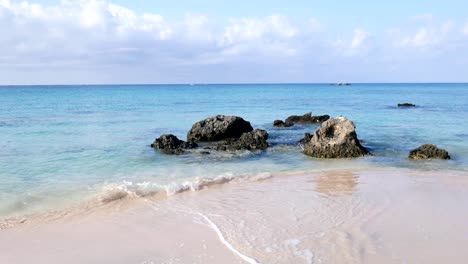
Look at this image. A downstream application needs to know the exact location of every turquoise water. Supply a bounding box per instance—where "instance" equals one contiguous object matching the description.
[1,84,468,217]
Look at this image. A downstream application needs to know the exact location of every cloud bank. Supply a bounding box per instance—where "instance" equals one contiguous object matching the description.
[0,0,467,84]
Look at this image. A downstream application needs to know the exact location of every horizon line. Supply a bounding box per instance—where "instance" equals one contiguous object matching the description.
[1,82,468,87]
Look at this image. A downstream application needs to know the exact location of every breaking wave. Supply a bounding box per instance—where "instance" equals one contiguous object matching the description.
[98,172,273,203]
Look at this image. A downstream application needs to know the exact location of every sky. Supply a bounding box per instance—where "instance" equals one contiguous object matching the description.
[1,0,468,84]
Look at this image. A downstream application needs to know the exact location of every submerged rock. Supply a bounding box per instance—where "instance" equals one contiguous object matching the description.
[285,112,330,125]
[408,144,450,160]
[187,115,253,142]
[273,120,293,128]
[398,103,416,107]
[303,117,369,158]
[151,134,197,155]
[215,129,269,151]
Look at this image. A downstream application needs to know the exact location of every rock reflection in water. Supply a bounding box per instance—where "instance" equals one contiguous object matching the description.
[312,171,359,197]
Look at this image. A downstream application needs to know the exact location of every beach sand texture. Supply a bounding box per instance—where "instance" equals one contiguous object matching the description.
[2,169,468,264]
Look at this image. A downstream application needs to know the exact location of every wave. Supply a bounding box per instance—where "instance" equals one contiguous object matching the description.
[0,172,273,230]
[98,172,273,203]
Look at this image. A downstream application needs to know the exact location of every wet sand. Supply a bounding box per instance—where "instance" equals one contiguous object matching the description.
[2,168,468,264]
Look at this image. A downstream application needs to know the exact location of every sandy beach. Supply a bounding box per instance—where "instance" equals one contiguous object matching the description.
[2,0,468,262]
[2,168,468,264]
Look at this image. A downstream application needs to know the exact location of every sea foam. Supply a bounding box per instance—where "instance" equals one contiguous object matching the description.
[98,172,273,203]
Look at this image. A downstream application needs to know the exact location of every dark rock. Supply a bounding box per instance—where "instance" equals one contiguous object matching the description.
[298,133,313,145]
[408,144,450,160]
[398,103,416,107]
[187,115,253,142]
[214,129,269,151]
[151,134,197,155]
[285,112,330,125]
[303,117,369,158]
[273,120,293,128]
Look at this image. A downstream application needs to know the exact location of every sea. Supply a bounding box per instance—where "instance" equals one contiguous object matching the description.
[1,83,467,218]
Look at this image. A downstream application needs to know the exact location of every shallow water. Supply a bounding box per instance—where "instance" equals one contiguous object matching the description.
[0,83,467,217]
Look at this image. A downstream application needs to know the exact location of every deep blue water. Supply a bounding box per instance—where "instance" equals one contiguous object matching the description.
[1,83,467,216]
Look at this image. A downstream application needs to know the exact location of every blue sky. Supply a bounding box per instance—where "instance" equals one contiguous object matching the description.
[1,0,468,84]
[37,0,468,21]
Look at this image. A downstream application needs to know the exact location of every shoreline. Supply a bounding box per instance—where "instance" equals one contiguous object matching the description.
[2,168,468,263]
[1,166,467,228]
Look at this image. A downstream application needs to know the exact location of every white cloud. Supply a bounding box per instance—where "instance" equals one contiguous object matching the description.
[332,28,371,57]
[0,0,467,84]
[394,21,455,48]
[219,15,297,46]
[351,28,369,49]
[0,0,174,64]
[403,28,431,47]
[181,14,214,43]
[215,15,300,58]
[79,1,107,28]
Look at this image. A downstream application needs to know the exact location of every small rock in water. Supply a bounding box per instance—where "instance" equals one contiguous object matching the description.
[273,120,293,128]
[331,83,351,86]
[398,103,416,107]
[151,134,197,155]
[408,144,450,160]
[285,112,330,125]
[303,116,369,158]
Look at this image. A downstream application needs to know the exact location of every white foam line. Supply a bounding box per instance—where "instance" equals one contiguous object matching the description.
[147,203,259,263]
[198,213,259,264]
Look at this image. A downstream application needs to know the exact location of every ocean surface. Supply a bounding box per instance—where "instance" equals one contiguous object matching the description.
[1,83,468,217]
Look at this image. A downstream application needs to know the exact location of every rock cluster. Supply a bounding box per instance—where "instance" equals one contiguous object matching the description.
[151,114,453,162]
[303,117,369,158]
[408,144,450,160]
[153,115,268,154]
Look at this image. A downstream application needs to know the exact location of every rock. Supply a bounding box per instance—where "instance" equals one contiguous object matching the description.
[408,144,450,160]
[298,133,313,145]
[303,117,369,158]
[285,112,330,125]
[398,103,416,107]
[273,120,293,128]
[151,134,197,155]
[187,115,253,142]
[215,129,269,151]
